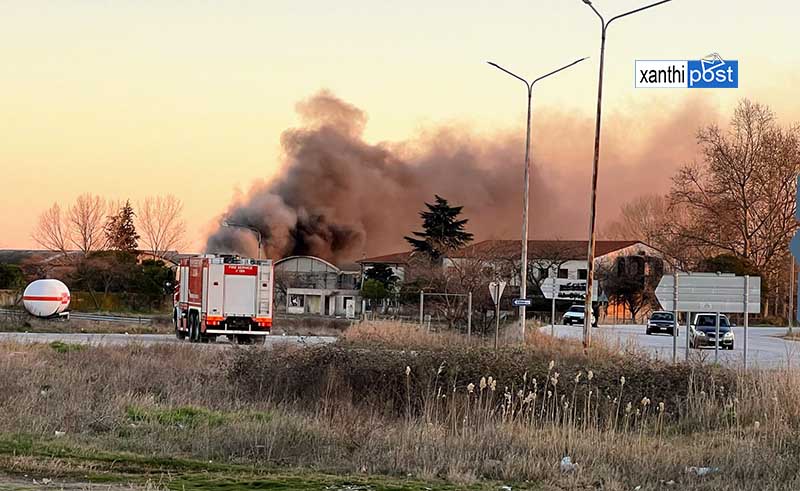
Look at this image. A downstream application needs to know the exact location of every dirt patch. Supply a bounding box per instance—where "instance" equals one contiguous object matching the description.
[0,473,156,490]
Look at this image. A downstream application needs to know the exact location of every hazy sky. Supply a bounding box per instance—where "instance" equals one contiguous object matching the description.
[2,0,799,251]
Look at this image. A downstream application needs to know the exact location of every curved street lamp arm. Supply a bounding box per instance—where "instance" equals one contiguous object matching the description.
[582,0,605,24]
[487,61,531,89]
[222,220,263,258]
[532,57,589,86]
[607,0,672,27]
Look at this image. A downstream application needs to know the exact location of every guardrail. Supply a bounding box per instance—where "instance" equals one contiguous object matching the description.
[0,308,154,324]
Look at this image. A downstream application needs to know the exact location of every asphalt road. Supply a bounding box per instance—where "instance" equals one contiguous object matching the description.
[545,323,800,368]
[4,324,799,368]
[0,332,336,347]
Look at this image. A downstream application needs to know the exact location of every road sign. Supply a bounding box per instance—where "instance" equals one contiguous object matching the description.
[512,298,532,307]
[655,273,760,313]
[489,281,506,305]
[540,278,598,302]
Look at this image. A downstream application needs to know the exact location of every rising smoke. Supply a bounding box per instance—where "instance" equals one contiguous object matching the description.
[206,90,712,262]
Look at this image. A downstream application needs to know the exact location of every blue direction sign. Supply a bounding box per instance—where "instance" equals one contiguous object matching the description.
[791,231,800,262]
[796,175,800,221]
[512,298,532,307]
[793,174,800,322]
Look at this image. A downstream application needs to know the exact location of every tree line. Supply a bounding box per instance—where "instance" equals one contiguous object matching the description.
[604,99,800,319]
[0,195,190,311]
[32,194,187,259]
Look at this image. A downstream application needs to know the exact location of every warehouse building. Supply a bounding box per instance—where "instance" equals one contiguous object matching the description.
[274,256,362,318]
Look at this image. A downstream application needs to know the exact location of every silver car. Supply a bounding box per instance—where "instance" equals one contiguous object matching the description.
[689,313,735,350]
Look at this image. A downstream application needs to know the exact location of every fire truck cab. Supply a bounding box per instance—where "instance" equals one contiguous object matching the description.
[174,254,273,344]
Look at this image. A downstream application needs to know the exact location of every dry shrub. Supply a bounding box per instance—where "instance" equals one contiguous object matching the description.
[231,323,735,427]
[341,320,480,348]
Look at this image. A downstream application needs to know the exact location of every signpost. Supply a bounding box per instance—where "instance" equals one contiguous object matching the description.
[489,281,507,349]
[512,298,532,307]
[791,221,800,325]
[541,278,598,335]
[790,174,800,325]
[655,272,761,365]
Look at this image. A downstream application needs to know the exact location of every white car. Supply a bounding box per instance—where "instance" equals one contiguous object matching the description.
[562,305,597,327]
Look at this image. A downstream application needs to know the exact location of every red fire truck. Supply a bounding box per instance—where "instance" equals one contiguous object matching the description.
[173,254,274,344]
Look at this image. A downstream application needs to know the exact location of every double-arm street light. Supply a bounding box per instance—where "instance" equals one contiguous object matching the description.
[488,57,588,342]
[579,0,673,350]
[222,220,263,259]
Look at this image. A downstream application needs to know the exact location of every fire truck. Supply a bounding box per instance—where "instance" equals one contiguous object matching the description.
[173,254,274,344]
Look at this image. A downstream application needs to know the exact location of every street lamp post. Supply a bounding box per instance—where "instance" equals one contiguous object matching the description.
[222,221,263,259]
[579,0,672,350]
[488,57,587,342]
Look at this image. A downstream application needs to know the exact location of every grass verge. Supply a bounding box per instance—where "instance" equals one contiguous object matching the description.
[2,322,800,489]
[0,434,501,491]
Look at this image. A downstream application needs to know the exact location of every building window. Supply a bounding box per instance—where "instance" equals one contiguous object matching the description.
[578,269,588,280]
[288,294,305,307]
[558,268,568,279]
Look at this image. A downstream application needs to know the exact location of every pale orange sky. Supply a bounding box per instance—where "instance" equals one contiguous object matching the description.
[2,1,799,251]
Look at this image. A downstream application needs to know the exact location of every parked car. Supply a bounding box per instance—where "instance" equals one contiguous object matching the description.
[689,313,734,350]
[646,311,677,335]
[562,305,597,327]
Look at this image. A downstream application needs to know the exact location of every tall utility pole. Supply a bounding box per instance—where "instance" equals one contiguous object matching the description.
[487,57,587,342]
[222,221,263,259]
[578,0,673,350]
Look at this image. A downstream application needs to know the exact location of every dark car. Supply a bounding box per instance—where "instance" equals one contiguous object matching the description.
[646,311,677,335]
[689,313,734,350]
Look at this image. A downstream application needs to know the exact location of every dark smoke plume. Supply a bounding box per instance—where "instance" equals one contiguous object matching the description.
[206,90,711,262]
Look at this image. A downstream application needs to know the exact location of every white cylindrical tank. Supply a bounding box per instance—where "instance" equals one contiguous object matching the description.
[22,279,71,317]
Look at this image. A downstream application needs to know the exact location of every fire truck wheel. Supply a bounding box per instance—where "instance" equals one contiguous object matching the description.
[174,310,186,340]
[189,314,200,343]
[186,314,193,342]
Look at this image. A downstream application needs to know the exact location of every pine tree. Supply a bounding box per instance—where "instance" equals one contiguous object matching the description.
[404,195,473,260]
[105,200,140,252]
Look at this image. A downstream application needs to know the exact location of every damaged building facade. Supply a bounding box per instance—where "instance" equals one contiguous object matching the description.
[274,256,362,318]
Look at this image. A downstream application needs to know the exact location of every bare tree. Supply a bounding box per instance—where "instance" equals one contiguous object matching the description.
[604,194,668,243]
[137,195,187,258]
[670,100,800,279]
[604,195,704,271]
[528,241,584,294]
[405,247,496,332]
[32,203,69,254]
[597,255,664,322]
[68,193,107,254]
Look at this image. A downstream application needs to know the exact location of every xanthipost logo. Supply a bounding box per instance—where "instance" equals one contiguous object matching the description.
[635,53,738,88]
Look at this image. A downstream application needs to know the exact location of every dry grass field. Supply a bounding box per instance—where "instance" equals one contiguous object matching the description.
[1,321,799,489]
